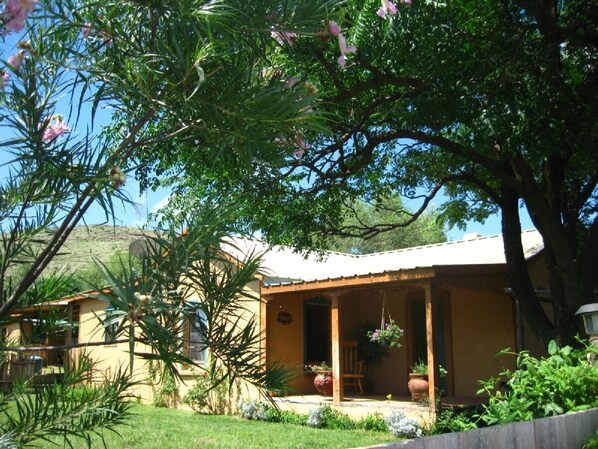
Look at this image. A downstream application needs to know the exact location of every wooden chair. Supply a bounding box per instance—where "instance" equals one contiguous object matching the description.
[342,340,364,394]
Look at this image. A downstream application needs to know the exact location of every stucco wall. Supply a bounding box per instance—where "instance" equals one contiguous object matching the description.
[266,294,313,393]
[76,275,264,407]
[449,286,517,397]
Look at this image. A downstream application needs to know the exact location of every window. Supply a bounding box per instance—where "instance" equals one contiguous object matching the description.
[304,300,331,363]
[186,307,208,365]
[104,306,118,343]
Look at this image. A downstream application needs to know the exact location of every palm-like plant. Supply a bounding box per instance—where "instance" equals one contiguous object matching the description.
[1,0,330,446]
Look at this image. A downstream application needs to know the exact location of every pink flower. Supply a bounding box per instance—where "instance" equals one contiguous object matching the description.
[377,0,398,18]
[42,115,70,142]
[336,33,356,69]
[337,34,356,55]
[329,21,341,37]
[0,71,10,88]
[402,0,412,4]
[5,0,38,15]
[7,51,25,70]
[293,137,311,160]
[2,0,38,35]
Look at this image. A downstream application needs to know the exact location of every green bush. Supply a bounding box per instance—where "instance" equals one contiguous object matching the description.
[357,413,387,432]
[428,408,478,435]
[265,408,309,426]
[479,340,598,426]
[307,405,356,429]
[182,375,210,412]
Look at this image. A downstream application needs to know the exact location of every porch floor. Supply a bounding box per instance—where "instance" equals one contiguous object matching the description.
[272,395,485,425]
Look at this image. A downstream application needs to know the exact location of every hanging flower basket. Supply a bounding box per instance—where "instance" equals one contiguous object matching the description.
[367,319,404,348]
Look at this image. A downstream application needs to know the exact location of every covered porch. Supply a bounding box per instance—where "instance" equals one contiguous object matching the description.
[262,264,521,409]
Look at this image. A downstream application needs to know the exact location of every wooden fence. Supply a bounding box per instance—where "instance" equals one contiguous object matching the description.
[361,407,598,449]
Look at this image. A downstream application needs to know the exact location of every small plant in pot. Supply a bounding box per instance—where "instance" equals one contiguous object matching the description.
[408,360,429,401]
[306,362,333,396]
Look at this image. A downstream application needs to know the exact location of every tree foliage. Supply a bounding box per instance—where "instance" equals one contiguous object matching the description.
[1,0,331,446]
[324,196,446,254]
[139,0,598,345]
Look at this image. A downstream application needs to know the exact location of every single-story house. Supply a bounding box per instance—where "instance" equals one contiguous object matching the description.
[1,229,550,407]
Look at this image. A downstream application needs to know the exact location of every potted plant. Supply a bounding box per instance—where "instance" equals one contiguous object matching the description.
[306,362,333,396]
[408,361,448,400]
[367,319,404,348]
[408,360,429,401]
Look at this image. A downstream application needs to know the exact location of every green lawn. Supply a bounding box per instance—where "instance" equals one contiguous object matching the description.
[33,405,400,449]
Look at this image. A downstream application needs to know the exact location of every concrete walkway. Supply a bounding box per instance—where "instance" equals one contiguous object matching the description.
[272,394,433,423]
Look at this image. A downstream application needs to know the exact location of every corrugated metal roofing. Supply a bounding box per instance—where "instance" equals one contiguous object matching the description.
[223,229,543,286]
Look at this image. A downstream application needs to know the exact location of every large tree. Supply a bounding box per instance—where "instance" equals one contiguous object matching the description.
[139,0,598,346]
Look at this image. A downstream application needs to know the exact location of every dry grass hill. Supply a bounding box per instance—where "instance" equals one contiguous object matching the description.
[42,225,150,275]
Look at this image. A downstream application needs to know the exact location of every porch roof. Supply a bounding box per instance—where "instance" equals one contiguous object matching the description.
[225,229,543,288]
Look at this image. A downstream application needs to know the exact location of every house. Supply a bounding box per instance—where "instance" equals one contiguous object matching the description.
[1,229,550,408]
[225,229,548,406]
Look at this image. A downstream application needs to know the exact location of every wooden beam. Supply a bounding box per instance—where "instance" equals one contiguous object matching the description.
[424,283,436,415]
[263,269,437,294]
[331,293,343,405]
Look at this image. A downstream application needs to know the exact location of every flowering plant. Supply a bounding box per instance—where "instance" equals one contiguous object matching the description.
[305,362,332,373]
[368,319,404,348]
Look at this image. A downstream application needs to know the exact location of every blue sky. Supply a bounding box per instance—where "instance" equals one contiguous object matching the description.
[1,26,534,243]
[98,182,535,242]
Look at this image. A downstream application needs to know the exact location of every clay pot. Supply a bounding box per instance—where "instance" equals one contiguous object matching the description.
[313,371,333,396]
[407,373,429,401]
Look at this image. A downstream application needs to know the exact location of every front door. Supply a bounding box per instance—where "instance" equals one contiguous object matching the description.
[407,290,453,395]
[304,299,331,364]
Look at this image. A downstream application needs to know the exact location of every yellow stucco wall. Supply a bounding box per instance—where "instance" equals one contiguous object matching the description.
[76,275,263,407]
[267,284,521,399]
[449,286,517,397]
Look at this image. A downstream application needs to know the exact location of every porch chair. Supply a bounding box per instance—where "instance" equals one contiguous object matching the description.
[342,340,364,394]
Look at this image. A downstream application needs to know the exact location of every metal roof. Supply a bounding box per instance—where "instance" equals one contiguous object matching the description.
[223,229,543,287]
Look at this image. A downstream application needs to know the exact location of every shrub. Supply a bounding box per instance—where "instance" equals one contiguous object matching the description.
[307,405,356,429]
[428,408,478,435]
[478,340,598,426]
[182,375,210,412]
[238,400,269,420]
[265,408,309,426]
[384,410,422,439]
[357,413,387,432]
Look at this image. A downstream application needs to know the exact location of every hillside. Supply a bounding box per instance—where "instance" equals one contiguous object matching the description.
[42,225,150,275]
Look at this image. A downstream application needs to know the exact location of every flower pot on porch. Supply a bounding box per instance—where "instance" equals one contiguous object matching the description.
[313,371,333,396]
[407,373,429,401]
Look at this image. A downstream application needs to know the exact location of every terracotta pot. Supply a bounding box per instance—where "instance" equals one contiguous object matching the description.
[313,371,333,396]
[407,373,429,401]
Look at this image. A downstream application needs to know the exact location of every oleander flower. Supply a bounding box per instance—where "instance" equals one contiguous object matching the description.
[42,115,70,142]
[377,0,398,18]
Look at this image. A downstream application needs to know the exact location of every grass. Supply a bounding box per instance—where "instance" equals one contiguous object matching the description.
[32,405,400,449]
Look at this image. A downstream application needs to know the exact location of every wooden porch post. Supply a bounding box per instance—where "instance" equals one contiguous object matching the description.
[260,294,270,368]
[65,302,74,368]
[331,293,343,405]
[424,283,437,415]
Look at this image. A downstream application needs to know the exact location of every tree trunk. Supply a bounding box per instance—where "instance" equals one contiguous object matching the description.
[501,186,555,347]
